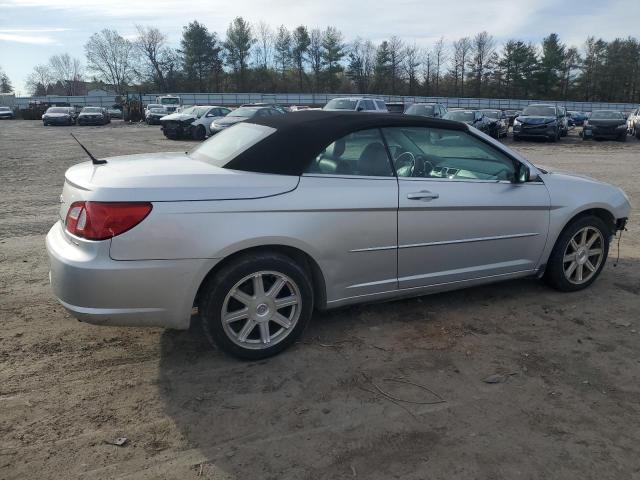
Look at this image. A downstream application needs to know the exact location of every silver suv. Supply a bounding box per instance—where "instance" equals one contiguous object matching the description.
[323,97,388,112]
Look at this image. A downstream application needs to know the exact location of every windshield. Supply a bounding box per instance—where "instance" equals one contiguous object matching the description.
[405,104,434,116]
[82,107,101,113]
[590,110,625,120]
[324,99,358,110]
[522,105,556,116]
[0,107,9,111]
[47,107,69,113]
[228,107,258,118]
[160,97,180,105]
[190,123,276,167]
[444,111,474,122]
[481,110,500,119]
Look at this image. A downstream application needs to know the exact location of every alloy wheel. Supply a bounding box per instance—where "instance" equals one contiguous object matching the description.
[563,226,604,285]
[221,270,301,350]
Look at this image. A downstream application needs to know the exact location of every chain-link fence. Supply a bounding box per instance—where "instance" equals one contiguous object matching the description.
[4,92,639,112]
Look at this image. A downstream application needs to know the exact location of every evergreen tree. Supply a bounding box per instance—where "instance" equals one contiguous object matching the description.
[223,17,255,91]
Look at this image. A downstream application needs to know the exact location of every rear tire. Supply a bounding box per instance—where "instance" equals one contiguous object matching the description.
[543,215,610,292]
[199,252,314,360]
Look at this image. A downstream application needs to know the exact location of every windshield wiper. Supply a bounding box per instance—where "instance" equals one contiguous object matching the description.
[70,133,107,165]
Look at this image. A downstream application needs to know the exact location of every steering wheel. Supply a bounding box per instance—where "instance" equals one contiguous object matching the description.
[413,154,434,178]
[394,151,416,176]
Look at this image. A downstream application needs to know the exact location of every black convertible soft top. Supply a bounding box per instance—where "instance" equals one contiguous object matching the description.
[224,110,468,176]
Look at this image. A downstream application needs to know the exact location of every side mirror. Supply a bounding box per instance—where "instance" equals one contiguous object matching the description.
[356,106,364,112]
[514,163,540,183]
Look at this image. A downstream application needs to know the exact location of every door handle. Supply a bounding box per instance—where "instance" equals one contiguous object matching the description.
[407,190,439,201]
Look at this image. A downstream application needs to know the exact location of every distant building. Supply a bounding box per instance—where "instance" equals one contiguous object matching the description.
[87,88,114,97]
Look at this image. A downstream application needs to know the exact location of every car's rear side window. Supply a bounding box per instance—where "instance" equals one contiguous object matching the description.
[190,123,277,166]
[304,129,394,177]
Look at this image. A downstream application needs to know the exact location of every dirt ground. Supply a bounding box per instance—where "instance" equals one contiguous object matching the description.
[1,120,639,480]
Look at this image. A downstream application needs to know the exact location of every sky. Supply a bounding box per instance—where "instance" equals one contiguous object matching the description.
[1,0,638,95]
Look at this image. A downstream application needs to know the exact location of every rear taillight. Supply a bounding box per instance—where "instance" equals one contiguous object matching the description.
[65,201,152,240]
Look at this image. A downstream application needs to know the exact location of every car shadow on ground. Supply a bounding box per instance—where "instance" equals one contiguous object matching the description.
[155,258,640,478]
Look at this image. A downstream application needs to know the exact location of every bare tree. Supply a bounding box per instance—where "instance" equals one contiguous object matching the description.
[25,64,53,95]
[134,25,171,92]
[388,36,406,94]
[451,37,472,96]
[348,38,376,93]
[421,50,433,95]
[432,37,447,95]
[469,31,496,96]
[48,53,84,95]
[85,29,135,94]
[254,21,274,70]
[403,43,422,95]
[308,28,323,92]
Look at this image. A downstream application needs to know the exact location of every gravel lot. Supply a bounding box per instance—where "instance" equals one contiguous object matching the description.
[1,120,639,480]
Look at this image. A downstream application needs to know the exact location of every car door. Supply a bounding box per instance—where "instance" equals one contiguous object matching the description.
[299,128,399,300]
[382,125,550,290]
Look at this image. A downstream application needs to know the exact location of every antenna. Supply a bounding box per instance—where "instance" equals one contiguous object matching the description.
[70,133,107,165]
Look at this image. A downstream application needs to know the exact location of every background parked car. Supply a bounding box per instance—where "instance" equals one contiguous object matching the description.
[42,106,75,126]
[77,107,110,126]
[480,109,509,138]
[558,106,569,136]
[404,102,448,118]
[144,103,165,120]
[627,106,640,137]
[568,111,588,127]
[0,106,16,119]
[582,110,628,141]
[386,102,407,113]
[161,105,232,140]
[513,104,563,142]
[504,109,521,126]
[241,103,289,114]
[146,106,168,125]
[209,105,284,134]
[107,107,123,119]
[443,109,493,135]
[323,97,388,112]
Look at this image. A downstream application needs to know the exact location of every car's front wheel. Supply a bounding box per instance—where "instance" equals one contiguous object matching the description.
[193,125,206,141]
[544,215,610,292]
[199,252,314,359]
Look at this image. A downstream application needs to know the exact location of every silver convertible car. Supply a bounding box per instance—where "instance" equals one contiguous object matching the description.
[47,111,630,359]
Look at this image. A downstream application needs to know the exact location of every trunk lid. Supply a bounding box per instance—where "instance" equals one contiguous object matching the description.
[60,152,299,217]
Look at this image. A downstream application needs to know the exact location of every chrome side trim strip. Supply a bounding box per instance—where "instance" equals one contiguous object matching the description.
[399,232,539,249]
[349,232,539,253]
[349,245,397,252]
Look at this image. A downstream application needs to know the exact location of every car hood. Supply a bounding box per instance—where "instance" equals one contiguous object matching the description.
[63,152,299,202]
[517,115,556,124]
[587,119,626,127]
[160,112,197,122]
[215,116,249,126]
[45,113,70,117]
[79,112,102,116]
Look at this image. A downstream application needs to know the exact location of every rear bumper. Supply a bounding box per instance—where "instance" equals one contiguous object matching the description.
[46,221,217,330]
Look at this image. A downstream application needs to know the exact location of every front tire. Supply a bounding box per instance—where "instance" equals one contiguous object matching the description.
[193,125,206,141]
[199,252,314,360]
[544,215,610,292]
